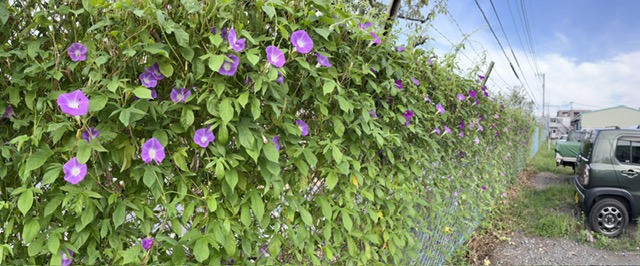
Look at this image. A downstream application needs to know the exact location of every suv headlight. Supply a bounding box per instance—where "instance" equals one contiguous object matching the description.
[582,164,590,186]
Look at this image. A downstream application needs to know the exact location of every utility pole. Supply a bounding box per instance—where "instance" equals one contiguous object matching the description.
[536,73,548,150]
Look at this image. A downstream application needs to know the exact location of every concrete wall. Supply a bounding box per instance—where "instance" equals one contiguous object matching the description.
[581,107,640,129]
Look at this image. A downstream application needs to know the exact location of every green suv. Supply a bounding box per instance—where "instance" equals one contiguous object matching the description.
[575,129,640,237]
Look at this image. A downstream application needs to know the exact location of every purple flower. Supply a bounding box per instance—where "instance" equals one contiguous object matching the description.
[211,28,228,39]
[219,54,240,76]
[434,127,441,134]
[436,103,445,114]
[82,127,100,142]
[502,192,507,197]
[425,94,431,103]
[272,135,281,152]
[170,87,192,103]
[478,124,484,132]
[296,120,309,136]
[63,157,87,185]
[276,71,284,85]
[459,131,464,138]
[193,128,215,148]
[478,74,485,80]
[141,138,165,165]
[227,29,246,52]
[245,77,253,85]
[2,105,14,118]
[402,110,414,127]
[61,249,74,266]
[474,137,480,145]
[459,121,465,130]
[370,32,381,45]
[142,237,154,251]
[397,46,406,52]
[67,42,87,62]
[469,90,477,99]
[500,104,505,110]
[444,126,452,134]
[146,63,165,80]
[291,30,314,54]
[57,89,90,116]
[481,185,487,191]
[369,109,378,118]
[480,115,485,121]
[139,72,158,88]
[266,46,286,68]
[494,114,499,119]
[150,89,158,99]
[427,58,433,65]
[483,90,489,97]
[315,53,332,67]
[394,79,403,90]
[412,77,420,86]
[456,94,465,101]
[358,22,372,29]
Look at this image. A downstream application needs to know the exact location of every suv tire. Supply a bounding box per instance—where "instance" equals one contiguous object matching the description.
[588,198,629,237]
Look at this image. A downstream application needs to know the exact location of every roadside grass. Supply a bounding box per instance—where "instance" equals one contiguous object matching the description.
[447,144,640,265]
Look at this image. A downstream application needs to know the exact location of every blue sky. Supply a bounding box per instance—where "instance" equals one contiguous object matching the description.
[409,0,640,116]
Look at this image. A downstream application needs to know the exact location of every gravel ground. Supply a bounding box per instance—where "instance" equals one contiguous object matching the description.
[489,172,640,265]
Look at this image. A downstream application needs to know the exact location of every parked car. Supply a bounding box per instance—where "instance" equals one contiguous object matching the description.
[555,130,588,170]
[575,129,640,237]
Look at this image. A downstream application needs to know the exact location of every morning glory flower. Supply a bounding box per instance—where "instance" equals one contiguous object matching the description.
[146,63,165,80]
[63,157,87,185]
[434,127,441,134]
[412,77,420,86]
[150,89,157,99]
[142,237,154,251]
[460,121,465,130]
[425,94,432,103]
[139,72,158,88]
[478,74,485,80]
[474,137,480,144]
[427,58,433,65]
[369,109,378,118]
[481,185,487,191]
[266,46,285,68]
[402,110,414,127]
[211,28,229,39]
[67,42,87,62]
[57,89,90,116]
[459,131,464,138]
[469,90,477,99]
[61,249,74,266]
[395,79,403,90]
[219,54,240,76]
[370,32,381,45]
[272,135,281,152]
[315,53,332,67]
[444,126,452,134]
[494,114,499,119]
[456,94,465,101]
[276,71,284,85]
[478,124,484,131]
[436,103,445,114]
[170,87,192,103]
[82,127,100,142]
[358,22,372,29]
[397,46,406,52]
[193,128,215,148]
[296,120,309,136]
[227,29,246,52]
[291,30,314,54]
[2,105,14,118]
[141,138,165,165]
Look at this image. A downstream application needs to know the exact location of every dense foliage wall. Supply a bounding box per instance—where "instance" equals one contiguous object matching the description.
[0,0,534,265]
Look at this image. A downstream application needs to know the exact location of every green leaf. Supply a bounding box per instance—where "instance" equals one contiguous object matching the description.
[206,196,217,212]
[219,98,234,124]
[118,108,131,127]
[113,203,125,228]
[18,189,34,215]
[326,172,338,190]
[42,166,61,185]
[314,28,331,40]
[143,167,157,188]
[303,149,317,167]
[178,46,194,61]
[241,205,252,227]
[237,91,250,108]
[263,144,279,163]
[22,219,39,243]
[342,212,353,232]
[144,43,169,58]
[299,207,312,226]
[25,149,52,173]
[180,108,194,128]
[251,193,265,223]
[133,87,153,99]
[209,34,223,47]
[209,54,225,73]
[237,125,255,149]
[323,80,336,95]
[335,95,353,113]
[152,130,169,147]
[332,146,343,164]
[44,197,62,217]
[0,2,9,26]
[246,52,259,66]
[76,140,91,164]
[180,0,202,13]
[89,94,108,112]
[194,238,210,262]
[251,98,261,120]
[95,55,110,66]
[174,27,190,47]
[262,4,276,18]
[225,168,238,192]
[159,61,174,77]
[172,152,190,172]
[47,233,60,254]
[318,198,332,220]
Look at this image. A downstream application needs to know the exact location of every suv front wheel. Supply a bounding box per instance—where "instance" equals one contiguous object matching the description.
[588,198,629,237]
